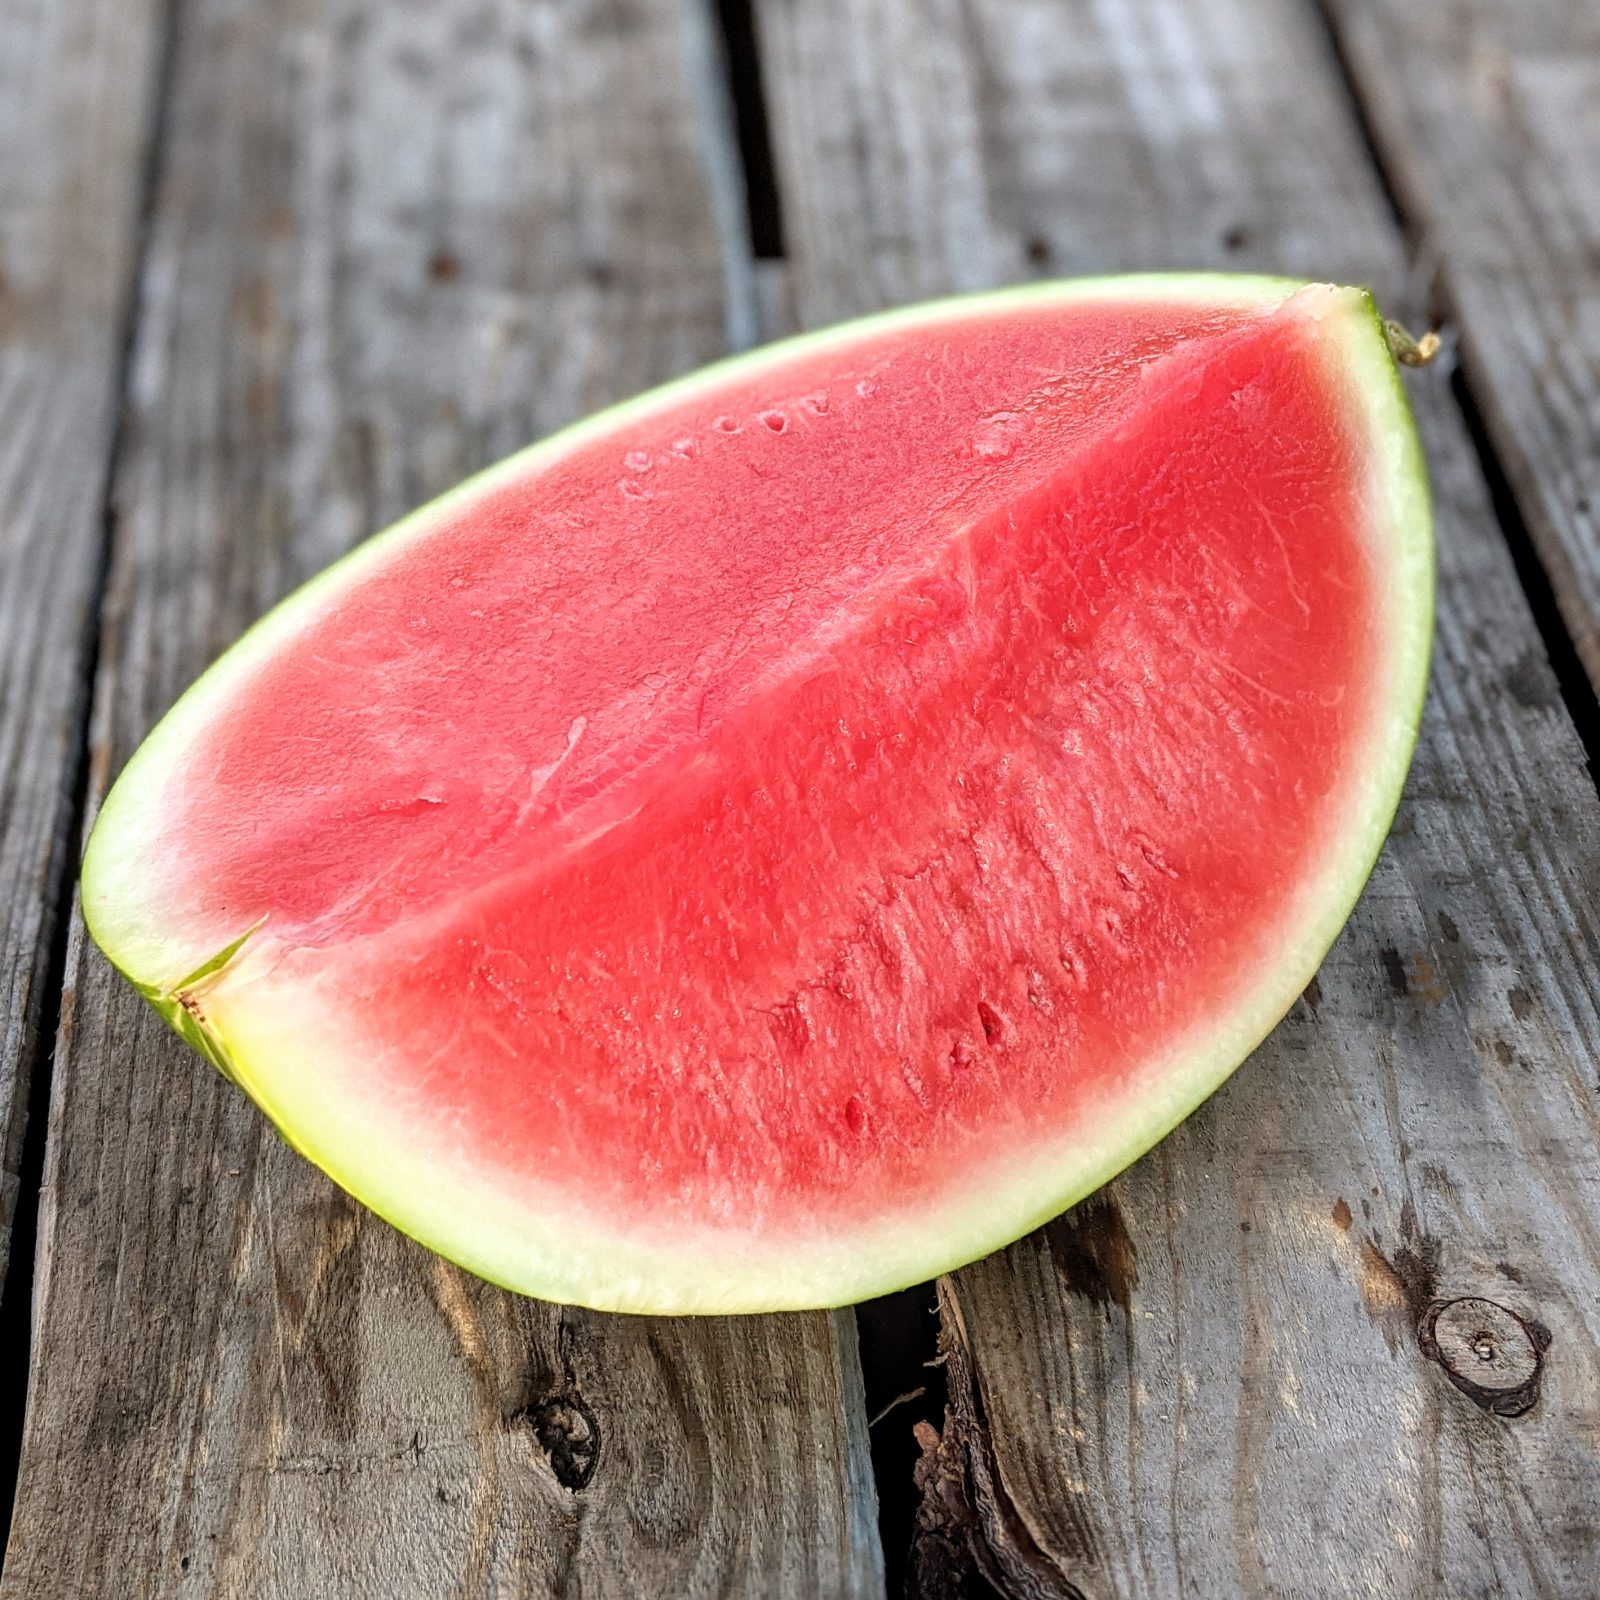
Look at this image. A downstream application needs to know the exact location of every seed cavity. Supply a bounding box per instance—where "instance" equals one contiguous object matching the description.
[977,1000,1005,1045]
[1059,942,1087,987]
[1134,833,1179,878]
[843,1095,869,1136]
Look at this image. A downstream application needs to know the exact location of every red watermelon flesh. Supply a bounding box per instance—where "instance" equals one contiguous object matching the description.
[83,277,1432,1312]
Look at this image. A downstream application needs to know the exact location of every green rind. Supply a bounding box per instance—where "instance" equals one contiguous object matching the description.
[82,276,1433,1313]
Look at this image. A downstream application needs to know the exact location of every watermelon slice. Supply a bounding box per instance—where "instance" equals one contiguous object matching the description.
[83,276,1432,1313]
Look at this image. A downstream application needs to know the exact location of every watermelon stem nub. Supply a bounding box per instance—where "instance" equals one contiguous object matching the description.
[1383,318,1442,367]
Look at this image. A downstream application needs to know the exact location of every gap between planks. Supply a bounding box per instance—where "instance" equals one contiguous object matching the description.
[1304,0,1600,791]
[0,0,184,1562]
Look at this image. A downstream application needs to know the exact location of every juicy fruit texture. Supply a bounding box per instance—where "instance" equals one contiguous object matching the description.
[83,277,1433,1312]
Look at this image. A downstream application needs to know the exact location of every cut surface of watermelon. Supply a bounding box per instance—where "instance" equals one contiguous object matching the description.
[84,276,1432,1312]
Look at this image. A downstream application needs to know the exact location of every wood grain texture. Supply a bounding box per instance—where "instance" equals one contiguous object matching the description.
[0,0,164,1272]
[755,0,1600,1593]
[0,0,882,1594]
[1319,0,1600,698]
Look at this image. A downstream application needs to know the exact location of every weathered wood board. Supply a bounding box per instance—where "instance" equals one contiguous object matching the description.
[0,1,881,1594]
[754,0,1600,1592]
[0,0,165,1273]
[5,0,1600,1593]
[1322,0,1600,699]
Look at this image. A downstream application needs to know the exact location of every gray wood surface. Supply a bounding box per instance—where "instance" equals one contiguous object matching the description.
[1321,0,1600,697]
[0,0,882,1594]
[755,0,1600,1593]
[5,0,1600,1593]
[0,0,164,1272]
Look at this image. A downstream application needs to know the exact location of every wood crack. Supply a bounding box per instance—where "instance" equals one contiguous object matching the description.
[1306,0,1600,796]
[905,1280,1092,1600]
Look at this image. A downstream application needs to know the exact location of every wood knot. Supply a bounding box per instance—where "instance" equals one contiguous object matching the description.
[1417,1297,1550,1417]
[511,1392,600,1490]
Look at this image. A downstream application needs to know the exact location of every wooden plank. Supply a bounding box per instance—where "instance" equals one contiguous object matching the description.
[1319,0,1600,697]
[0,0,164,1268]
[755,0,1600,1593]
[1,0,883,1594]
